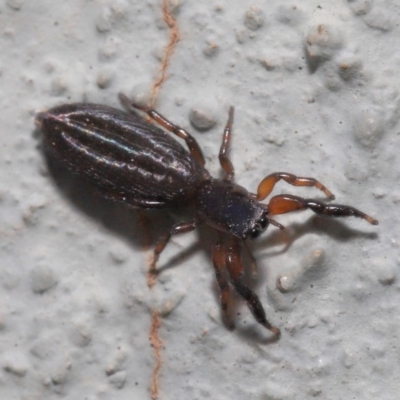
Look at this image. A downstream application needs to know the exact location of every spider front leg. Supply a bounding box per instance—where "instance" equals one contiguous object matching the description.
[119,93,205,166]
[212,241,234,330]
[224,238,281,337]
[257,172,335,201]
[268,194,379,225]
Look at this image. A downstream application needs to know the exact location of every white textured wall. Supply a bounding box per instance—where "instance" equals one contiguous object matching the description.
[0,0,398,399]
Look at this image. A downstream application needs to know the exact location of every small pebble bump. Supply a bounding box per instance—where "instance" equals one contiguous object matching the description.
[30,264,57,294]
[189,107,217,131]
[342,347,356,368]
[69,318,92,347]
[106,348,128,376]
[277,274,295,292]
[275,5,303,26]
[51,361,72,386]
[277,249,326,293]
[336,54,363,82]
[244,7,265,31]
[160,291,186,317]
[96,10,112,33]
[125,85,152,106]
[347,0,372,16]
[50,77,68,96]
[109,244,129,264]
[353,109,385,148]
[372,259,396,285]
[6,0,22,10]
[363,8,394,31]
[305,24,342,69]
[99,37,121,60]
[109,371,127,389]
[203,40,219,57]
[97,70,115,89]
[3,352,29,377]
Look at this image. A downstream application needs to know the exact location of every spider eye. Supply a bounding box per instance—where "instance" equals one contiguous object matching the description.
[259,216,268,229]
[249,228,261,239]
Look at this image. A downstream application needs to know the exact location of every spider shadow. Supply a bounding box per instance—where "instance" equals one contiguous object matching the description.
[153,222,221,275]
[256,214,378,257]
[40,144,194,255]
[149,207,379,344]
[220,214,378,344]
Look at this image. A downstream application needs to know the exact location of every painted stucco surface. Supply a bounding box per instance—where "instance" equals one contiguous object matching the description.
[0,1,398,399]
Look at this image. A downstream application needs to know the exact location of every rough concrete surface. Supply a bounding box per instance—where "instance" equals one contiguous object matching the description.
[0,0,399,399]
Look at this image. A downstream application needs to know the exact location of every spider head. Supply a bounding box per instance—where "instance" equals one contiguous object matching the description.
[196,180,271,240]
[244,210,269,240]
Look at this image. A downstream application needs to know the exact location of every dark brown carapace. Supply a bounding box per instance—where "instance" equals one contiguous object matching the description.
[36,93,378,338]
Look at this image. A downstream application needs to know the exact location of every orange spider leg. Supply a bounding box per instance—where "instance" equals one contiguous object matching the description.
[268,194,378,225]
[212,241,234,330]
[243,241,258,277]
[257,172,335,201]
[225,239,281,337]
